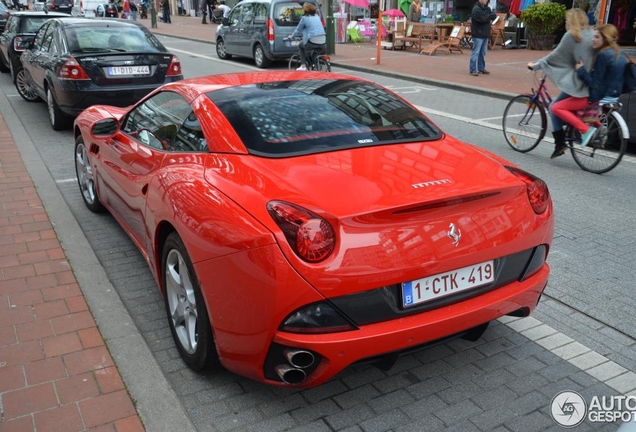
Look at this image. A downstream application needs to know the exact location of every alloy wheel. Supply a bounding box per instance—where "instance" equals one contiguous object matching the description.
[75,142,97,205]
[165,248,198,355]
[15,68,39,102]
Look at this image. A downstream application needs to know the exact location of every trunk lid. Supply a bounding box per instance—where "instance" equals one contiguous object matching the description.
[74,53,174,86]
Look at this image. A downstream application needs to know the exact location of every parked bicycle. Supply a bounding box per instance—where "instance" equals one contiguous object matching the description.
[502,72,629,174]
[286,38,332,72]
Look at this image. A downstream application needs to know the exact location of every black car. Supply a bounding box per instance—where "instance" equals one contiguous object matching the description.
[17,18,183,130]
[44,0,73,13]
[95,3,118,17]
[0,11,69,82]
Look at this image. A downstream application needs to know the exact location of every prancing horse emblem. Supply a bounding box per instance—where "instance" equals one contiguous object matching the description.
[447,223,461,247]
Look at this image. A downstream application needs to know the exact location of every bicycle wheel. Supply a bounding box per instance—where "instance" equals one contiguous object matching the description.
[502,94,547,153]
[315,57,331,72]
[288,55,302,70]
[569,112,627,174]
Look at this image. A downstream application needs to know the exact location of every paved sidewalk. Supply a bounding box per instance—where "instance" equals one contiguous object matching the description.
[0,115,142,430]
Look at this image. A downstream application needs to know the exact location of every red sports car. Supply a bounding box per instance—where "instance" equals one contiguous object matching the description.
[74,72,554,388]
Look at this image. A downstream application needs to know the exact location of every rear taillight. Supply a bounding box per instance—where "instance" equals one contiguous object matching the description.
[267,18,274,42]
[13,37,24,52]
[267,201,335,263]
[506,166,550,214]
[166,55,181,76]
[58,57,90,80]
[50,0,55,7]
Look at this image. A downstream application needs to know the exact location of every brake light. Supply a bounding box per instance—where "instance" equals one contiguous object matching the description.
[50,0,55,7]
[13,37,24,52]
[58,57,90,80]
[166,55,181,76]
[506,166,550,214]
[267,201,335,263]
[267,18,274,42]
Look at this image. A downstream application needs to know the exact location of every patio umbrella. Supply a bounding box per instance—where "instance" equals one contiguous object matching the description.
[398,0,411,17]
[342,0,370,8]
[384,8,405,17]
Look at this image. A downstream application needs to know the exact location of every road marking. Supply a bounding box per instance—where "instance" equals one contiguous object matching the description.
[166,47,261,71]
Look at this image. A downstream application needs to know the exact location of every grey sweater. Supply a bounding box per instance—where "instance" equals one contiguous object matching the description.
[533,29,595,98]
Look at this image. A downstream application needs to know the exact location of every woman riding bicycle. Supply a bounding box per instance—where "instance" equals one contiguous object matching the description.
[527,8,594,159]
[551,24,626,148]
[286,3,326,71]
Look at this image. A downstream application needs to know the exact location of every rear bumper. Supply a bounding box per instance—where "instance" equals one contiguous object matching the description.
[267,264,549,387]
[54,77,183,116]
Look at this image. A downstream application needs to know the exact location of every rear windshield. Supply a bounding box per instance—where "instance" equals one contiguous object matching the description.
[65,26,166,53]
[207,79,442,157]
[274,2,317,27]
[23,17,51,33]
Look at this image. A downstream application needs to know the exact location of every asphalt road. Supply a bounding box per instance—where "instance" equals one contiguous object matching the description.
[1,35,635,431]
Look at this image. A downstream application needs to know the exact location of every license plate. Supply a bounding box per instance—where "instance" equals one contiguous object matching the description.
[401,260,494,308]
[108,66,150,76]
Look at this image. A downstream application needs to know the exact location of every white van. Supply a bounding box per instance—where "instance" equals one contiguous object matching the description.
[71,0,101,16]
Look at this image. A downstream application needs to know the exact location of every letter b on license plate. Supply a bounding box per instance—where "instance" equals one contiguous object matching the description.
[402,260,494,308]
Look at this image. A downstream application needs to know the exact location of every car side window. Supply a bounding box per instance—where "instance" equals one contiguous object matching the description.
[39,23,56,53]
[121,92,207,152]
[5,16,17,34]
[240,3,254,25]
[32,22,49,51]
[253,3,266,23]
[228,4,241,26]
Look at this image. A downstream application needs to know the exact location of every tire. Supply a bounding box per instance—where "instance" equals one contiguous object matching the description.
[315,57,331,72]
[0,54,9,73]
[47,87,71,131]
[162,232,218,371]
[253,44,271,69]
[288,54,302,70]
[215,38,232,60]
[15,67,41,102]
[74,135,105,213]
[502,94,546,153]
[569,112,627,174]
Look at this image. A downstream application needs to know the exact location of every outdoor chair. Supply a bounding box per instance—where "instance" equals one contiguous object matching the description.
[358,20,376,41]
[403,22,424,51]
[420,25,464,56]
[489,13,506,49]
[347,22,363,44]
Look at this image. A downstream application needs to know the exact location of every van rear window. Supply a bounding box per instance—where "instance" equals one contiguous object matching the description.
[206,79,442,157]
[273,2,306,27]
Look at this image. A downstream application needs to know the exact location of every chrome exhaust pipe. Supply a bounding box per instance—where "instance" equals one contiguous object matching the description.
[284,348,315,369]
[275,365,306,385]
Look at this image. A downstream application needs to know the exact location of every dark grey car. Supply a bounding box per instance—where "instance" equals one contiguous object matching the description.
[215,0,322,68]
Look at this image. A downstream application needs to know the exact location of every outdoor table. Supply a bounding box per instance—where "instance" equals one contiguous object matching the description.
[435,22,455,42]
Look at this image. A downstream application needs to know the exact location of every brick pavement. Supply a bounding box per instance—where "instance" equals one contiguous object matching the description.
[0,115,143,430]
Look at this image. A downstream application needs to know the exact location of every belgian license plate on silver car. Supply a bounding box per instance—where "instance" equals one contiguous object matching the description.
[401,260,494,308]
[108,66,150,76]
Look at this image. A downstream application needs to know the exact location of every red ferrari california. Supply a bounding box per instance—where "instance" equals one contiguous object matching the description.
[74,72,554,388]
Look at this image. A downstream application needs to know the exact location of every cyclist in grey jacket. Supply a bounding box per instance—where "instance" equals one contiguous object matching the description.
[288,2,326,70]
[528,8,594,158]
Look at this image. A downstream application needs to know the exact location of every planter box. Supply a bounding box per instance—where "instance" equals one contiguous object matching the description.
[527,31,555,50]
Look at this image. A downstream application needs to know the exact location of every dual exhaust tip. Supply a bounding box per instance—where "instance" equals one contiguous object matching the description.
[275,349,316,385]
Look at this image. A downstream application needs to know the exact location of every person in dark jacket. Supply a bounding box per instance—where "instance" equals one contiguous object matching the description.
[161,0,171,23]
[469,0,496,76]
[551,24,626,148]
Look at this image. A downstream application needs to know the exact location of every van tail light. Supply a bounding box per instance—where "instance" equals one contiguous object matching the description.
[166,55,181,76]
[58,57,90,80]
[13,37,25,52]
[267,201,335,263]
[506,166,550,214]
[50,0,55,7]
[321,17,325,26]
[267,18,274,42]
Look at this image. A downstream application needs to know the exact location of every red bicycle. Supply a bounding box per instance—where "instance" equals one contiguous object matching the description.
[502,72,629,174]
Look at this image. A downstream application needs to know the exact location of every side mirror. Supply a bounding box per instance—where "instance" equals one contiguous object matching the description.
[90,117,119,138]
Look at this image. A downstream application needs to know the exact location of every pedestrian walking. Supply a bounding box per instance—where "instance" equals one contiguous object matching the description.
[201,0,207,23]
[408,0,421,23]
[161,0,171,23]
[122,0,131,19]
[469,0,496,77]
[130,1,138,20]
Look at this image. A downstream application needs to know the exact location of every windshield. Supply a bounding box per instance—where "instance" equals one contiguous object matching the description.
[66,26,166,53]
[207,79,442,157]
